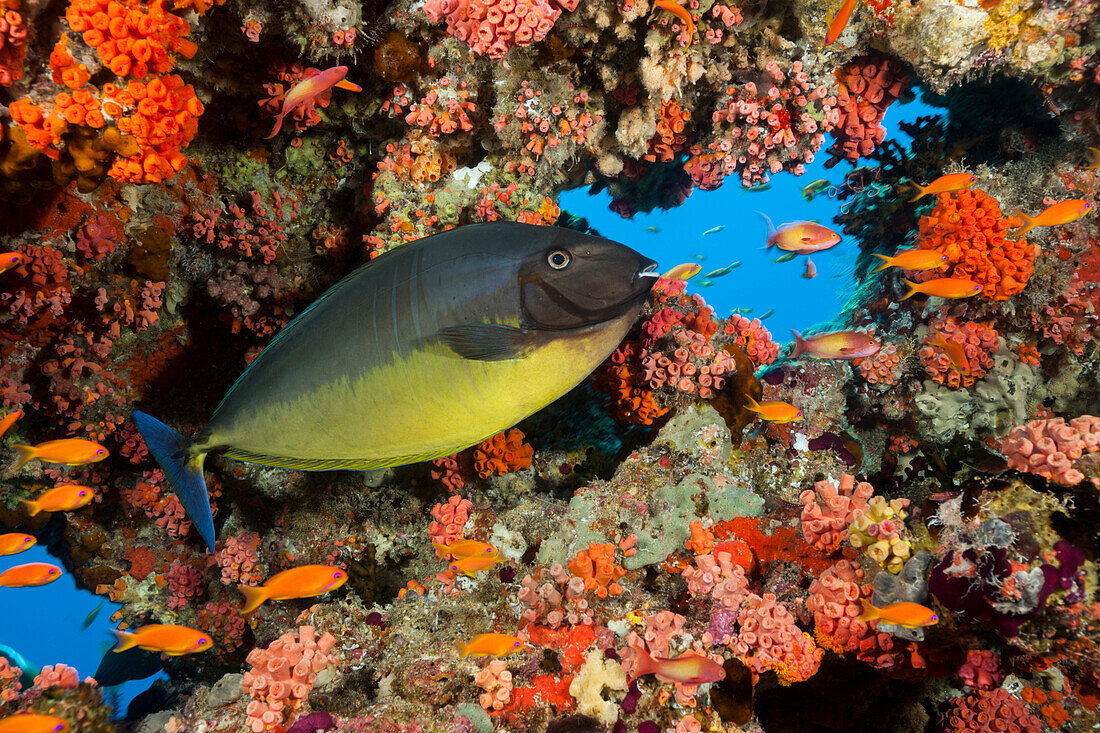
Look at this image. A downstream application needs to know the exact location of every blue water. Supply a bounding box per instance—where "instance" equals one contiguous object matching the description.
[561,94,938,339]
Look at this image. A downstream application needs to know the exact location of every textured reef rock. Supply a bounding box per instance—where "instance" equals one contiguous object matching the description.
[1,0,1100,729]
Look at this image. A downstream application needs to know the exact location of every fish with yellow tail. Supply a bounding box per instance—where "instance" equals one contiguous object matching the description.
[858,599,939,629]
[448,552,505,577]
[791,330,881,360]
[21,485,94,516]
[0,562,61,587]
[0,409,22,439]
[627,645,726,685]
[134,223,657,551]
[662,263,702,281]
[433,539,499,559]
[905,172,977,202]
[870,249,947,274]
[900,277,982,300]
[744,395,802,423]
[238,565,348,613]
[265,66,361,139]
[0,533,35,556]
[653,0,695,44]
[823,0,858,44]
[758,212,841,254]
[456,633,525,658]
[1010,199,1093,236]
[112,624,213,656]
[928,333,970,375]
[0,253,23,276]
[10,438,108,470]
[0,713,70,733]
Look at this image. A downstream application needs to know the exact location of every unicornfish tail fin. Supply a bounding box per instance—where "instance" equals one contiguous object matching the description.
[132,411,214,551]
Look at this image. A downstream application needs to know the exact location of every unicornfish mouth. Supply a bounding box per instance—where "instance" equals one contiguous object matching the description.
[636,259,659,279]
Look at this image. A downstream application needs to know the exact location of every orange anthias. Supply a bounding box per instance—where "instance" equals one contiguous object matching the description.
[0,533,36,556]
[0,253,24,276]
[0,562,62,587]
[791,330,881,359]
[870,249,947,273]
[0,409,22,439]
[113,624,213,656]
[448,552,504,577]
[238,565,348,613]
[907,172,977,202]
[824,0,858,44]
[456,633,525,658]
[21,484,94,516]
[929,333,970,375]
[745,395,803,423]
[265,66,361,139]
[858,599,939,629]
[433,539,499,559]
[1011,199,1093,235]
[901,277,982,300]
[663,263,702,281]
[0,713,70,733]
[628,644,726,685]
[653,0,695,44]
[11,438,108,469]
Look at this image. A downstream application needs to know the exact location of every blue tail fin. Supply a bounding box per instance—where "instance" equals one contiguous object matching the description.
[132,411,215,551]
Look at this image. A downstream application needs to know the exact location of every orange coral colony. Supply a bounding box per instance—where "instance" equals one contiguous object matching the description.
[472,428,534,478]
[916,188,1037,301]
[566,542,626,598]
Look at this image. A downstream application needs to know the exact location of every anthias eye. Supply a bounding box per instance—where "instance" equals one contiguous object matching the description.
[547,250,571,269]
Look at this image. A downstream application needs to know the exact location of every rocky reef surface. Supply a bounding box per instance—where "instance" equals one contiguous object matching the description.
[1,0,1099,729]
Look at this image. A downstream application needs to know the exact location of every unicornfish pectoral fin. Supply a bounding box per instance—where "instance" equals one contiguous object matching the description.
[132,411,215,551]
[437,324,535,361]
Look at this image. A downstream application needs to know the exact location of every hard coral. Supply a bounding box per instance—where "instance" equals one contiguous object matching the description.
[828,53,908,162]
[848,495,912,573]
[166,560,205,609]
[428,494,473,548]
[65,0,196,79]
[855,342,901,385]
[916,188,1036,301]
[731,593,822,684]
[242,626,337,733]
[722,315,779,367]
[798,474,873,551]
[472,428,534,478]
[0,0,27,87]
[474,659,512,711]
[1002,415,1100,486]
[214,532,264,585]
[566,543,626,598]
[942,689,1041,733]
[919,317,1000,388]
[422,0,577,59]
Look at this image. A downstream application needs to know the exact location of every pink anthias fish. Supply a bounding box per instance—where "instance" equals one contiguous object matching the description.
[266,66,362,139]
[791,330,881,360]
[758,212,841,254]
[803,258,817,279]
[627,644,726,685]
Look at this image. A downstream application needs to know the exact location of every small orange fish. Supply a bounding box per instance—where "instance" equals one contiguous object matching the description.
[266,66,361,139]
[456,633,525,658]
[0,713,70,733]
[653,0,695,43]
[0,253,23,276]
[11,438,108,469]
[791,330,881,360]
[760,213,841,254]
[113,624,213,656]
[858,599,939,629]
[449,553,504,577]
[21,484,94,516]
[901,277,982,300]
[433,539,499,559]
[0,562,62,587]
[802,259,817,279]
[929,333,970,375]
[907,172,977,202]
[662,263,702,281]
[1011,199,1093,236]
[871,249,947,274]
[0,532,36,556]
[627,645,726,685]
[745,395,802,423]
[238,564,348,613]
[824,0,858,44]
[1083,147,1100,170]
[0,408,21,439]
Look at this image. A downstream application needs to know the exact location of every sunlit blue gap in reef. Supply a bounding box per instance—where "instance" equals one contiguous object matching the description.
[0,531,168,716]
[560,93,940,342]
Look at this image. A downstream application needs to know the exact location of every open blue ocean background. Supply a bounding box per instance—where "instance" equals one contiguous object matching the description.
[1,93,937,719]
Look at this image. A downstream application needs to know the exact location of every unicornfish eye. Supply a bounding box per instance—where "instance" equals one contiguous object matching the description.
[547,250,571,269]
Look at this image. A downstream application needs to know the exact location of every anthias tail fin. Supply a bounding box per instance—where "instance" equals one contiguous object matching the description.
[238,585,269,614]
[132,411,215,551]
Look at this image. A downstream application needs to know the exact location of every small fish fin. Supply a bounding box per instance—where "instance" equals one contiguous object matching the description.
[744,394,761,411]
[626,644,656,683]
[857,598,879,623]
[132,411,215,551]
[907,182,927,202]
[899,279,918,301]
[755,211,776,247]
[10,444,36,471]
[238,585,269,614]
[1010,209,1036,236]
[20,499,40,517]
[437,324,534,361]
[112,630,137,653]
[264,113,286,140]
[456,640,471,658]
[334,79,362,92]
[870,254,892,274]
[432,543,451,556]
[790,330,807,358]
